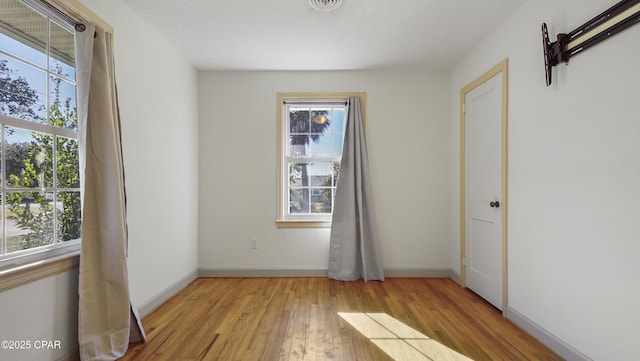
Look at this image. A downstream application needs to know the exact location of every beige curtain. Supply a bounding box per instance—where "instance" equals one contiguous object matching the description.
[328,97,384,282]
[75,24,145,360]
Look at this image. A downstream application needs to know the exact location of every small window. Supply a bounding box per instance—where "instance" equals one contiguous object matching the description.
[0,0,81,274]
[276,93,365,228]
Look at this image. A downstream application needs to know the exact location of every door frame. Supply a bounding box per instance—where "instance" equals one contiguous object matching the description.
[460,59,509,313]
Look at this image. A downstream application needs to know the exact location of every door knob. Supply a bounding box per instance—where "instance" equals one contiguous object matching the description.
[490,201,500,208]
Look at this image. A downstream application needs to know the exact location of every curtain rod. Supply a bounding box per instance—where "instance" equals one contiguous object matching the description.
[29,0,86,32]
[284,99,348,105]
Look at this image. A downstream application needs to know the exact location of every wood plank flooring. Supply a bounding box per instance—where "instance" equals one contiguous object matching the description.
[120,278,561,361]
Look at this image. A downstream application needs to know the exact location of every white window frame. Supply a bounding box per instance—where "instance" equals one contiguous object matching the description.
[0,0,109,291]
[276,92,366,229]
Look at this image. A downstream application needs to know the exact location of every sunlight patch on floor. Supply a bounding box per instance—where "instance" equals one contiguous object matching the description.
[338,312,473,361]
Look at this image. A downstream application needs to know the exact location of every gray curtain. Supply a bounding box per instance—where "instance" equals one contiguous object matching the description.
[76,24,145,360]
[328,97,384,282]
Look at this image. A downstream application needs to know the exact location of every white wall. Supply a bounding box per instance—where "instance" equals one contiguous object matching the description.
[80,0,200,309]
[0,0,199,359]
[198,71,452,273]
[450,0,640,359]
[0,270,79,361]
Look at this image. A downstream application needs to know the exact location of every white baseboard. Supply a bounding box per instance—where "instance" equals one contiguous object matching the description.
[137,269,199,318]
[199,268,328,277]
[384,268,453,278]
[505,306,593,361]
[449,270,461,284]
[198,268,453,278]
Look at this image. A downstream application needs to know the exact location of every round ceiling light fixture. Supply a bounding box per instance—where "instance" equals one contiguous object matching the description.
[309,0,343,12]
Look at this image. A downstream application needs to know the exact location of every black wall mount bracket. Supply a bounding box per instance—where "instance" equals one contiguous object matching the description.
[542,0,640,86]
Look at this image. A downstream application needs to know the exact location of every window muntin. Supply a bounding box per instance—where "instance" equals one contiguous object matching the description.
[0,0,80,261]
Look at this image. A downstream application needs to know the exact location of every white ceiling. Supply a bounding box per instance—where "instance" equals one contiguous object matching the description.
[120,0,526,71]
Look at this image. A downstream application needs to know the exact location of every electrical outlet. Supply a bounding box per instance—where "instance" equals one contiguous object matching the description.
[251,238,258,249]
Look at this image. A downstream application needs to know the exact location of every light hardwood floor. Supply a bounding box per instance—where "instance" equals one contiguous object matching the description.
[120,278,561,361]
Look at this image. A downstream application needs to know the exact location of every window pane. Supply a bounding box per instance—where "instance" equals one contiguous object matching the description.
[5,127,53,188]
[333,108,345,134]
[6,191,55,252]
[289,108,309,133]
[307,133,333,157]
[289,188,309,214]
[332,134,343,157]
[49,75,77,130]
[310,109,330,134]
[288,135,310,157]
[57,191,81,242]
[0,54,47,122]
[332,162,340,186]
[310,189,332,214]
[49,19,75,81]
[0,1,48,68]
[56,136,79,188]
[288,162,303,187]
[308,162,333,186]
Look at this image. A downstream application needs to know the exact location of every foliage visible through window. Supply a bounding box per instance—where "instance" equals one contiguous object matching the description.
[284,101,345,220]
[0,0,80,257]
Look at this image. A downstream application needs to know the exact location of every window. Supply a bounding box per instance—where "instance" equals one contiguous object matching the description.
[276,93,365,228]
[0,0,80,285]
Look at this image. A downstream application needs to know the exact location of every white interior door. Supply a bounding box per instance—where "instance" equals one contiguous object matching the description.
[464,73,503,310]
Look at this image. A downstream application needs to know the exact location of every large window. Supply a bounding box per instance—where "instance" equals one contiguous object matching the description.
[0,0,80,271]
[276,93,365,228]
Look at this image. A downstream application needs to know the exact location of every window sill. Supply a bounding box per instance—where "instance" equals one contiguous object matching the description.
[276,220,332,229]
[0,243,81,292]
